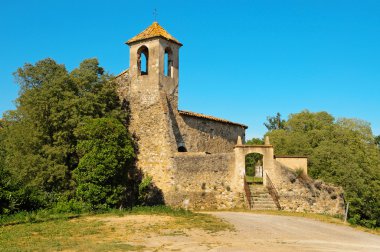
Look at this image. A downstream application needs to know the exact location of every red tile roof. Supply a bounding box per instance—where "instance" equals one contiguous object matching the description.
[179,110,248,129]
[127,22,182,46]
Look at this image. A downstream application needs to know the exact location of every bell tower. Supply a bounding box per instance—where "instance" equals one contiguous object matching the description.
[126,22,182,109]
[124,22,183,201]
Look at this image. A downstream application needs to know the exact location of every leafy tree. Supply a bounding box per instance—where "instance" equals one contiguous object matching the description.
[245,138,264,177]
[375,135,380,148]
[264,112,286,131]
[0,123,11,214]
[0,121,43,213]
[246,138,264,145]
[266,110,380,227]
[73,118,135,209]
[1,58,129,212]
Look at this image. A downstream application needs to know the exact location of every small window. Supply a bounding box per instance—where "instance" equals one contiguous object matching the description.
[137,46,149,75]
[164,47,173,77]
[178,146,187,152]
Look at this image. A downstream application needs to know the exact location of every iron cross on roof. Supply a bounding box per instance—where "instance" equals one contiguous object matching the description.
[153,8,158,22]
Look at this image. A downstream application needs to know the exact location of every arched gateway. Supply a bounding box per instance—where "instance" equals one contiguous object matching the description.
[234,136,275,186]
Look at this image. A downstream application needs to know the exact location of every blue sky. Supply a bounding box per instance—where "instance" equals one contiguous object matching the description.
[1,0,379,139]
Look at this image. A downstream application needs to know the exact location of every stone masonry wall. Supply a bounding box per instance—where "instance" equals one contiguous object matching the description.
[173,114,246,153]
[166,152,246,209]
[115,39,179,202]
[115,72,246,207]
[269,161,345,215]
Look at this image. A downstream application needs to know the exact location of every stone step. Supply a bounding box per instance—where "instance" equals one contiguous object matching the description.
[249,185,266,188]
[251,194,272,198]
[250,189,269,193]
[252,203,277,207]
[252,201,277,205]
[251,189,269,193]
[247,184,279,210]
[249,186,266,190]
[251,199,275,203]
[251,205,278,210]
[251,201,277,206]
[252,197,270,201]
[251,206,278,210]
[252,190,270,193]
[251,194,271,198]
[252,195,272,198]
[252,203,277,208]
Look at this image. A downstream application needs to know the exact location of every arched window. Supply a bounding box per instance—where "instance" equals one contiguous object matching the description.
[164,47,173,77]
[137,46,149,75]
[178,146,187,152]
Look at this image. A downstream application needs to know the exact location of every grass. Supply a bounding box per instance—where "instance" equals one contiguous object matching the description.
[0,206,234,251]
[245,175,263,184]
[0,209,81,226]
[0,205,190,226]
[2,206,378,251]
[0,218,144,251]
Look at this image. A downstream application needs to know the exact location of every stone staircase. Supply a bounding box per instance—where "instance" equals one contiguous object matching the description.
[249,184,279,210]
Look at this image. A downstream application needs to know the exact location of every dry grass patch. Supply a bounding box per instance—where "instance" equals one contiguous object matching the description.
[0,211,233,251]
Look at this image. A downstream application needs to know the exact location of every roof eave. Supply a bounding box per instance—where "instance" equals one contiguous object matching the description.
[126,36,183,46]
[179,110,248,129]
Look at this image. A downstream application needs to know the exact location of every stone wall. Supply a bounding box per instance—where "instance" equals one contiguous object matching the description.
[115,38,181,202]
[275,156,308,174]
[115,70,247,207]
[174,114,246,153]
[166,152,246,209]
[269,161,345,215]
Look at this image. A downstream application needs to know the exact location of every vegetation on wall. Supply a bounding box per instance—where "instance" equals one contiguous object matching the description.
[245,138,264,177]
[262,110,380,228]
[0,58,156,215]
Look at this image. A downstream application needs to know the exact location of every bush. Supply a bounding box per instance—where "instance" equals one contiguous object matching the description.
[138,175,164,206]
[294,168,304,178]
[73,118,135,210]
[52,200,91,214]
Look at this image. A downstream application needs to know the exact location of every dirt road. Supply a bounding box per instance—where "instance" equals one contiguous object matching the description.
[207,212,380,252]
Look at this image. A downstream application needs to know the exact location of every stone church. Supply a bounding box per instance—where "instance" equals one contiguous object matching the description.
[116,22,345,214]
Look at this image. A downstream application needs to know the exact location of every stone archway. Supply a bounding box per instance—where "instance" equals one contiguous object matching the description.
[233,139,279,210]
[234,143,275,187]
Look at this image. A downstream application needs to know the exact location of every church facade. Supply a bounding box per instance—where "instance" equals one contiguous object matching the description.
[116,22,345,213]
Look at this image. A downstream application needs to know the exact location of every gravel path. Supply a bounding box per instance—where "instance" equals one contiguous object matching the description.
[207,212,380,252]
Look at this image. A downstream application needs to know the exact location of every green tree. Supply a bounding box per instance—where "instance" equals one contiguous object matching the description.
[73,118,135,209]
[0,122,11,214]
[375,135,380,148]
[264,112,286,131]
[1,58,129,212]
[266,110,380,227]
[245,138,264,177]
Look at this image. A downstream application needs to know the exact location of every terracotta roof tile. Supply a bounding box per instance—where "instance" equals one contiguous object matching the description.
[127,22,182,46]
[115,69,129,78]
[179,110,248,129]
